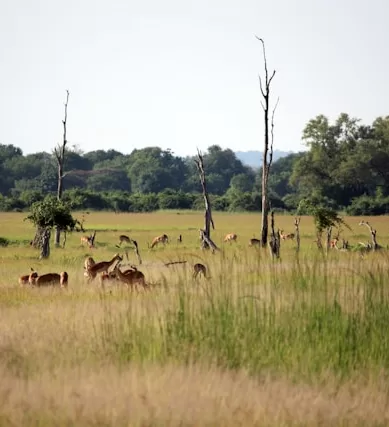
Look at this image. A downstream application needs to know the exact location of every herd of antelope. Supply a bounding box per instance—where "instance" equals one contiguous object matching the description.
[17,227,299,290]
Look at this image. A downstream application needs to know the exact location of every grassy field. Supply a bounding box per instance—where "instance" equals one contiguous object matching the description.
[1,210,389,426]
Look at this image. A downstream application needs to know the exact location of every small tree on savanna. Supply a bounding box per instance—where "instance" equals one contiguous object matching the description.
[297,198,350,251]
[53,90,70,247]
[256,36,279,247]
[26,197,76,259]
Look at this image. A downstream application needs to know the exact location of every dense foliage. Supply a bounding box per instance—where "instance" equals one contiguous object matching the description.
[1,113,388,214]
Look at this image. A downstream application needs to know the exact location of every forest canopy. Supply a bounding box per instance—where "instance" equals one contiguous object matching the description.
[0,113,388,215]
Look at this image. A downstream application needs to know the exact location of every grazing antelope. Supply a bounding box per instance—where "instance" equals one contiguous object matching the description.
[150,234,169,249]
[224,233,237,243]
[19,268,38,286]
[280,230,295,241]
[249,238,261,247]
[193,263,207,279]
[114,263,149,291]
[100,265,139,285]
[118,235,131,246]
[29,272,69,287]
[85,253,123,282]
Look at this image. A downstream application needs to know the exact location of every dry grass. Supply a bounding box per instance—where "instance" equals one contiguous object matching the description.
[1,210,389,426]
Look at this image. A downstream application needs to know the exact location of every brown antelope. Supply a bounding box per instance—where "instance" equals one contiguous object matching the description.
[114,263,149,291]
[85,253,123,282]
[280,230,295,241]
[249,238,261,247]
[224,233,237,243]
[29,271,69,288]
[80,235,92,248]
[193,263,207,279]
[100,265,139,285]
[118,235,131,246]
[19,268,38,286]
[150,234,169,249]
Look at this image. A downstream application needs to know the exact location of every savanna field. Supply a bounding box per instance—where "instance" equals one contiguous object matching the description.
[2,210,389,426]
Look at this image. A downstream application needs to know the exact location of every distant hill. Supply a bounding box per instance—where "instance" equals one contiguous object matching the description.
[235,150,293,168]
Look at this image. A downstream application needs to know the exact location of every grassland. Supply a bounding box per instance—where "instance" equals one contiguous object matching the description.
[1,210,389,426]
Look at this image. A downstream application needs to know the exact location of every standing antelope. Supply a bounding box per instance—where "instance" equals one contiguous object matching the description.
[29,271,68,287]
[80,235,94,248]
[224,233,238,243]
[114,263,149,291]
[192,263,207,279]
[150,234,169,249]
[280,230,295,241]
[85,254,123,282]
[249,238,261,247]
[19,268,38,286]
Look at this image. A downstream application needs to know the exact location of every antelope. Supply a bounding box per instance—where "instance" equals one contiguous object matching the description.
[19,267,38,286]
[249,238,261,247]
[280,230,295,241]
[118,235,131,246]
[29,271,69,287]
[80,235,94,248]
[100,265,138,285]
[83,256,96,278]
[193,263,207,279]
[114,263,149,291]
[85,253,123,282]
[150,234,169,249]
[224,233,237,243]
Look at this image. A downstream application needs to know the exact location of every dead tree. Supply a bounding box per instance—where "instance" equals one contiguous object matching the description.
[39,228,51,259]
[268,211,280,259]
[325,226,332,255]
[359,220,381,251]
[194,150,219,253]
[256,36,279,247]
[53,90,70,247]
[294,217,301,252]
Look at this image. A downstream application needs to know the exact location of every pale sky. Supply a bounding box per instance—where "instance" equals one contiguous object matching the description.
[1,0,388,158]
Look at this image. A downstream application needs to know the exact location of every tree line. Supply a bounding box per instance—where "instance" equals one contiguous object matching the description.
[0,113,388,215]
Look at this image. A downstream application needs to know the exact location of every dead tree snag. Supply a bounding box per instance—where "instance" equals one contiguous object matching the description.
[256,36,278,247]
[268,211,280,259]
[294,217,301,252]
[194,149,219,253]
[359,220,381,251]
[53,90,70,247]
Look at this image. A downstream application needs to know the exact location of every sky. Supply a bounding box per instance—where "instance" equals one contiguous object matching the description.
[1,0,388,158]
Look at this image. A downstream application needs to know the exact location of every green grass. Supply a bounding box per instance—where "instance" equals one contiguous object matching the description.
[1,210,389,425]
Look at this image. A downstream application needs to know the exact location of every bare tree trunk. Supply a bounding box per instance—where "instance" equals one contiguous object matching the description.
[256,37,278,247]
[268,211,280,259]
[54,90,70,247]
[359,220,381,251]
[194,150,219,252]
[294,217,301,253]
[325,226,332,255]
[40,228,51,259]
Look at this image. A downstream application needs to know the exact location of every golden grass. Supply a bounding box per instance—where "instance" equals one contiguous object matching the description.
[1,210,389,426]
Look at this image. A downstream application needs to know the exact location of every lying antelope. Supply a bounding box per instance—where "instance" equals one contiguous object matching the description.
[249,238,261,247]
[19,267,38,286]
[114,263,149,291]
[85,253,123,282]
[224,233,237,243]
[29,271,68,287]
[193,263,207,279]
[150,234,169,249]
[280,230,295,241]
